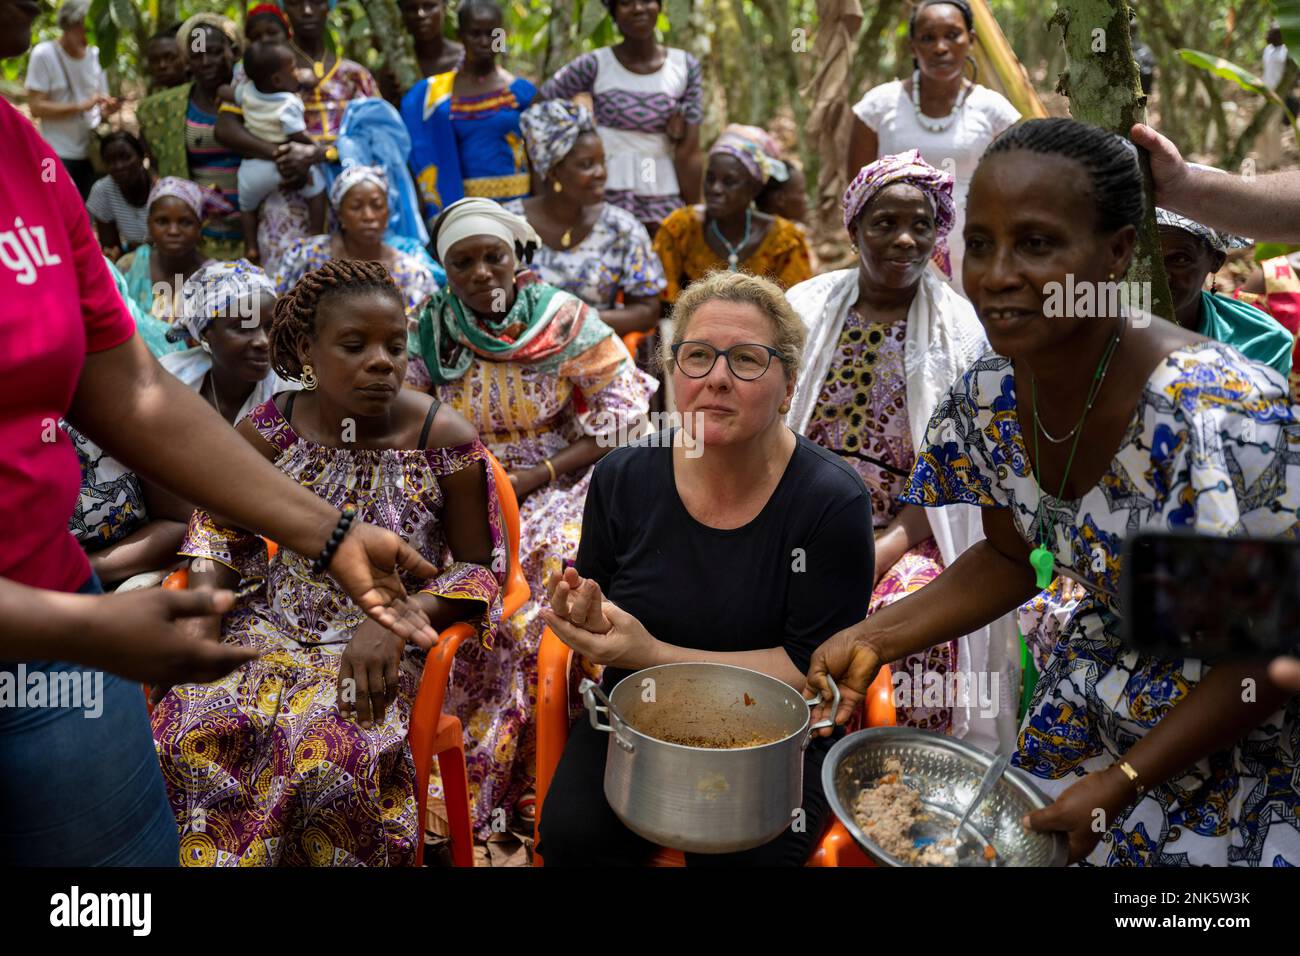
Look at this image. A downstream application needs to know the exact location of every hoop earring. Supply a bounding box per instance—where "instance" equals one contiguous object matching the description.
[301,364,318,391]
[964,54,979,82]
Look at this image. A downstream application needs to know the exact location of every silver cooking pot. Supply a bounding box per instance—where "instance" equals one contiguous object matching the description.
[581,662,839,854]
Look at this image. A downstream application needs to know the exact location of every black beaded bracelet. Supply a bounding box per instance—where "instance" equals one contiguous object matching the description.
[312,504,358,574]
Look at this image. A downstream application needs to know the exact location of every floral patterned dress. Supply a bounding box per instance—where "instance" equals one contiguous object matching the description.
[806,310,955,732]
[904,342,1300,866]
[151,398,505,866]
[530,202,666,309]
[408,332,656,837]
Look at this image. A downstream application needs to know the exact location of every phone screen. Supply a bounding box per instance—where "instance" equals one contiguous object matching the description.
[1121,532,1300,659]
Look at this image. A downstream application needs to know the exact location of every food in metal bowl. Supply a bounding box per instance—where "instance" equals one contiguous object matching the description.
[852,758,958,866]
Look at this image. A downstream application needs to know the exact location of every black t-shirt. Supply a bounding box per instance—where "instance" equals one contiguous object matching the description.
[576,432,875,688]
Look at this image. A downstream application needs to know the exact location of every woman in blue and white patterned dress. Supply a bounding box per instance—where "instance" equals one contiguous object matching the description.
[806,118,1300,867]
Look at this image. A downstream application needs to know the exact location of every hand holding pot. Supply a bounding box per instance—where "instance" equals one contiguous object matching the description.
[805,618,883,736]
[542,596,659,670]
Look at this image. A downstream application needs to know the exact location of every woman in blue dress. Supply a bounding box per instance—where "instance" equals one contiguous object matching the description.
[402,0,537,224]
[806,118,1300,867]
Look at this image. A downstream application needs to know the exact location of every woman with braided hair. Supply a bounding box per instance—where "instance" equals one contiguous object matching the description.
[152,258,507,866]
[807,118,1300,866]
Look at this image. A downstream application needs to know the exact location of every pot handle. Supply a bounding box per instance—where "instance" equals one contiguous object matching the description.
[581,678,635,753]
[804,675,841,736]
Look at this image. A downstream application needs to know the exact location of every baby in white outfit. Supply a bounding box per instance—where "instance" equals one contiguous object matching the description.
[229,40,326,263]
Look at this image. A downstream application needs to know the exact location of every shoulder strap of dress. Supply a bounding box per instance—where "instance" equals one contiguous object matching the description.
[418,397,441,449]
[283,390,298,424]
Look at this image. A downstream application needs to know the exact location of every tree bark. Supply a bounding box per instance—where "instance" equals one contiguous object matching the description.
[361,0,421,96]
[1052,0,1175,321]
[543,0,577,79]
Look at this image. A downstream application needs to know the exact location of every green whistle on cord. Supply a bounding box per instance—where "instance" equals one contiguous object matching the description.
[1029,545,1055,589]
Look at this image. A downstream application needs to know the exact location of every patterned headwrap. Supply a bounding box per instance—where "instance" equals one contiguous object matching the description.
[176,12,242,65]
[172,259,277,343]
[842,149,957,277]
[1156,208,1251,258]
[329,164,389,211]
[709,125,790,186]
[148,176,237,221]
[519,100,597,179]
[246,3,292,37]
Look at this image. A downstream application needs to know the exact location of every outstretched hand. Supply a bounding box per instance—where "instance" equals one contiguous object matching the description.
[327,523,440,649]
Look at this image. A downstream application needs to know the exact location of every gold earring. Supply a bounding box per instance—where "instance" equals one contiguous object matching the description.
[552,181,563,193]
[1108,272,1115,280]
[779,401,791,414]
[301,364,318,390]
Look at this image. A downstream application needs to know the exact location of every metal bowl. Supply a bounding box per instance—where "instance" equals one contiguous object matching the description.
[822,728,1069,867]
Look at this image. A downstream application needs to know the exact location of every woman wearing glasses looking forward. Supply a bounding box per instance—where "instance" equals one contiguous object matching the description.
[537,270,874,865]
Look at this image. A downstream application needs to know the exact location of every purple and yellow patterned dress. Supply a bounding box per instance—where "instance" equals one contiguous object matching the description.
[804,309,957,732]
[151,397,505,866]
[408,311,656,838]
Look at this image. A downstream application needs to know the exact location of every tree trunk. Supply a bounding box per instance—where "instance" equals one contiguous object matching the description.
[543,0,577,79]
[850,0,902,94]
[1052,0,1174,321]
[361,0,421,97]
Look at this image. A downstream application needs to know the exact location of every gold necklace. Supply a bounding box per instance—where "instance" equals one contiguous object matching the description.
[290,41,327,79]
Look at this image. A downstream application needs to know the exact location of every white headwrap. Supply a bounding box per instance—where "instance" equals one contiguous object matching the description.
[432,197,541,266]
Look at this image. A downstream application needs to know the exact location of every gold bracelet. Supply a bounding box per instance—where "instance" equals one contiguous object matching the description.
[543,458,557,483]
[1115,760,1146,796]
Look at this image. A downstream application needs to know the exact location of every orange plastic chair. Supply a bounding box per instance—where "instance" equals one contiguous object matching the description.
[532,625,895,866]
[407,451,528,867]
[157,459,528,869]
[621,331,648,359]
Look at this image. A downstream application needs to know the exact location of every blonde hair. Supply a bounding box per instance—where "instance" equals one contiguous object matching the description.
[660,271,805,379]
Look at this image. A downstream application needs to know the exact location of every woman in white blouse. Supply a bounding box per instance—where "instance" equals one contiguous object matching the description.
[847,0,1019,288]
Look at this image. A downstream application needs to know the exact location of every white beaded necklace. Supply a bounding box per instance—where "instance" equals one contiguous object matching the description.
[911,68,970,133]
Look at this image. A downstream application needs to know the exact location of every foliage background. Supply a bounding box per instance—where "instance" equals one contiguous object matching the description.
[2,1,1294,181]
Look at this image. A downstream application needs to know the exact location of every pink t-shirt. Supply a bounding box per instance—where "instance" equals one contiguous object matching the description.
[0,98,135,593]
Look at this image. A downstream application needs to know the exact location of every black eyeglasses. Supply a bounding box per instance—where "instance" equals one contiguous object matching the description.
[670,340,789,381]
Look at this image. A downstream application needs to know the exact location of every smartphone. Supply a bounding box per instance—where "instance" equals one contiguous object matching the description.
[1121,531,1300,659]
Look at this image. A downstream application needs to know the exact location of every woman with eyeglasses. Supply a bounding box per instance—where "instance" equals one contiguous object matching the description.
[537,270,874,866]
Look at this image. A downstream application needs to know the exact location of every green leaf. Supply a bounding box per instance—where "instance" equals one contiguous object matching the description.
[108,0,139,33]
[1176,48,1270,98]
[581,0,608,37]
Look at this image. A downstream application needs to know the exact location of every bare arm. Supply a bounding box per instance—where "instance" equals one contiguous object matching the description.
[597,295,660,337]
[94,220,122,260]
[1132,122,1300,243]
[673,123,703,205]
[847,119,878,180]
[510,434,609,499]
[87,520,187,587]
[27,89,96,121]
[807,506,1038,729]
[872,502,932,583]
[214,106,279,160]
[67,334,440,643]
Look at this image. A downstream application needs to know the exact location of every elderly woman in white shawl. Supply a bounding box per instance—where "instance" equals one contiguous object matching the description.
[161,259,299,425]
[785,150,1018,751]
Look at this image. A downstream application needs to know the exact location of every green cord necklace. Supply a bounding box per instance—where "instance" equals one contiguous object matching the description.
[1027,324,1123,588]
